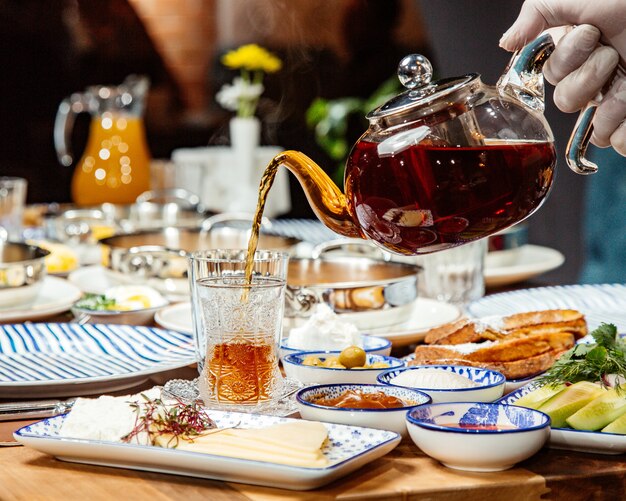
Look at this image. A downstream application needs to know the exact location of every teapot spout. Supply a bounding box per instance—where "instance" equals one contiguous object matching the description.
[277,151,363,239]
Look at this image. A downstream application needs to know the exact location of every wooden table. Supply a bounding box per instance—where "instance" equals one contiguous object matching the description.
[1,285,626,500]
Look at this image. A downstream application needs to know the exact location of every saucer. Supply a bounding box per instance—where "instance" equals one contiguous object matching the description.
[484,244,565,288]
[0,277,82,323]
[156,299,462,348]
[163,377,303,417]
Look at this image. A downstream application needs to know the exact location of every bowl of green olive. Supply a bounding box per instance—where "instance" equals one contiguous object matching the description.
[283,345,404,385]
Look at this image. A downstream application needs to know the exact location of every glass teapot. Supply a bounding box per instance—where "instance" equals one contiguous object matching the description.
[275,34,598,255]
[54,75,152,206]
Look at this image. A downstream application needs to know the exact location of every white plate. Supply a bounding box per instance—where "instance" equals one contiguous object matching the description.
[368,298,462,346]
[0,277,82,323]
[68,265,189,301]
[484,244,565,288]
[499,384,626,454]
[155,302,193,334]
[15,411,400,490]
[0,323,195,398]
[468,283,626,332]
[156,299,462,348]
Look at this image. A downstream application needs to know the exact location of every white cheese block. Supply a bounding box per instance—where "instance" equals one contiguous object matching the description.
[164,421,330,468]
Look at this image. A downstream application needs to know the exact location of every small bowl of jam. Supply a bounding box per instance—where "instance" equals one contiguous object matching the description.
[296,383,431,436]
[406,402,550,471]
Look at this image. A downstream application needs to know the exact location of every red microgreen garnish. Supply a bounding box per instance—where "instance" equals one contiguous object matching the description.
[121,394,216,446]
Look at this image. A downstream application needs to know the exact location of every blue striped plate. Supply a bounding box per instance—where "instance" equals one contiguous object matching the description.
[0,323,195,397]
[468,284,626,332]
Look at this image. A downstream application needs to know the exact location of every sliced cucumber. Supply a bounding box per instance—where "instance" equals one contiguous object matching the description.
[538,381,606,428]
[602,410,626,434]
[567,385,626,431]
[514,383,567,410]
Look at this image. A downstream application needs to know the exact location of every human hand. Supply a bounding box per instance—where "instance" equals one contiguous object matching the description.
[500,0,626,155]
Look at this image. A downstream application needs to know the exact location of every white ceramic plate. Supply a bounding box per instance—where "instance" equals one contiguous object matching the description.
[0,323,195,398]
[367,298,462,346]
[155,302,193,334]
[68,265,189,301]
[468,283,626,332]
[156,299,462,348]
[0,277,82,323]
[484,244,565,288]
[15,411,400,490]
[499,384,626,454]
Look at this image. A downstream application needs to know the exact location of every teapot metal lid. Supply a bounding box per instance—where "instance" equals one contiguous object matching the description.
[367,54,479,120]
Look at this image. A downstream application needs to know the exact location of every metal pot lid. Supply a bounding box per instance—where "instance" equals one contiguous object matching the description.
[366,54,479,120]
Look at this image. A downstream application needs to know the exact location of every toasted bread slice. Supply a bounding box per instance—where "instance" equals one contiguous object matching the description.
[409,351,561,380]
[414,331,574,364]
[466,332,575,363]
[423,309,587,345]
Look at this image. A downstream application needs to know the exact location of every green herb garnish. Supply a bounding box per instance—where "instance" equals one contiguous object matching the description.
[536,323,626,391]
[74,293,118,311]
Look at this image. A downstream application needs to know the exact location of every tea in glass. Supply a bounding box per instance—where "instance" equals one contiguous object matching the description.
[190,250,288,406]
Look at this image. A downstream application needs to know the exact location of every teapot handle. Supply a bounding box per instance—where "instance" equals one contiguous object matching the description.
[498,33,603,175]
[54,92,91,167]
[565,101,599,174]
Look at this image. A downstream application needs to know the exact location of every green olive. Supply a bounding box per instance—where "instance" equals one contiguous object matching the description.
[338,345,367,369]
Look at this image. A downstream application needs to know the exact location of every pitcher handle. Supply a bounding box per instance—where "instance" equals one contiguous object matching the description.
[54,92,90,167]
[565,101,599,175]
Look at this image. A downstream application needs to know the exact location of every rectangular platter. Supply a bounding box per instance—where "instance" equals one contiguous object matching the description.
[499,385,626,455]
[14,411,401,490]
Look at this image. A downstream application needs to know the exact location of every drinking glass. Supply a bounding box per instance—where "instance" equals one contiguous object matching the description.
[0,177,27,240]
[189,249,289,408]
[418,239,487,307]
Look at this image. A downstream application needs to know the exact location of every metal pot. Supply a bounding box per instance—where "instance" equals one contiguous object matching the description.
[100,215,300,282]
[0,241,49,308]
[44,189,208,246]
[285,255,420,329]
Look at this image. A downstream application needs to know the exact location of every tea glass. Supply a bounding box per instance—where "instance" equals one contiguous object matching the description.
[0,177,27,240]
[189,249,289,409]
[418,239,487,307]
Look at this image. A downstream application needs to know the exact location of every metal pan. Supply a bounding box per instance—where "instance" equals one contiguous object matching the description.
[44,189,208,246]
[100,215,300,281]
[285,255,420,328]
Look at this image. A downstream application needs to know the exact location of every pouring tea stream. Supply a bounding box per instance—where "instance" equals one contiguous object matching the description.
[244,33,598,268]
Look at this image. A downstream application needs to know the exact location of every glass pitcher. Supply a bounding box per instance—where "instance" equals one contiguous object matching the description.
[54,75,152,206]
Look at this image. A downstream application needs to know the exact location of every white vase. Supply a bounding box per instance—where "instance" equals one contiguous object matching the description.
[228,117,261,211]
[230,117,261,184]
[229,116,261,151]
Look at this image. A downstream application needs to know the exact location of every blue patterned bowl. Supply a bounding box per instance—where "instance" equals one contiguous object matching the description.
[284,352,404,385]
[296,383,430,436]
[377,365,505,403]
[406,402,550,471]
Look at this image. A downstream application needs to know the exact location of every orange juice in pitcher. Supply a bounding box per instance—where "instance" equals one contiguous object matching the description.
[54,75,151,205]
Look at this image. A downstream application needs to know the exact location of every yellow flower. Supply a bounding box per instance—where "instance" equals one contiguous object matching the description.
[221,44,282,73]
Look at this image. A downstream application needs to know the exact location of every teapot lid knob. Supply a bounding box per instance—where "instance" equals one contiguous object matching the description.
[397,54,433,89]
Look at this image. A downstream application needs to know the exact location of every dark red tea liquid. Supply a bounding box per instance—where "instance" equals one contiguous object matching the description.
[345,140,556,254]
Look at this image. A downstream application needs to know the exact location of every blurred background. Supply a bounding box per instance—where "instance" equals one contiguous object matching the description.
[0,0,624,285]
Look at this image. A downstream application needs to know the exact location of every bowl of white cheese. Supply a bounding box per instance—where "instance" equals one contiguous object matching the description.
[280,304,391,359]
[377,365,505,403]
